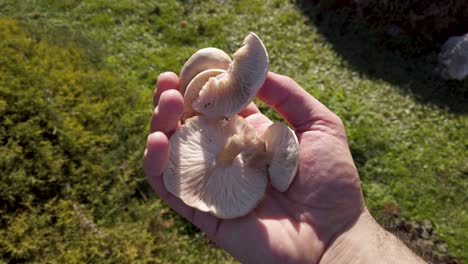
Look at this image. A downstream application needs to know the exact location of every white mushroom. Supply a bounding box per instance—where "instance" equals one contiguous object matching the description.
[192,33,269,118]
[162,33,300,219]
[163,115,268,219]
[179,48,232,94]
[181,69,226,121]
[263,122,299,192]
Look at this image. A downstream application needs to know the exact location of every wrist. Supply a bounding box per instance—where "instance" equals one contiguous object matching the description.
[319,210,425,264]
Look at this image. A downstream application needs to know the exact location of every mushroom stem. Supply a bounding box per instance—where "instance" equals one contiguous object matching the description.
[217,134,247,166]
[216,134,267,166]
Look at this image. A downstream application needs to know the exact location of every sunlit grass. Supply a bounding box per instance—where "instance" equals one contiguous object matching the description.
[1,0,466,262]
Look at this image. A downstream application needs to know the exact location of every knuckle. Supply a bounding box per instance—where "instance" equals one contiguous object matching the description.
[331,113,344,128]
[280,74,297,88]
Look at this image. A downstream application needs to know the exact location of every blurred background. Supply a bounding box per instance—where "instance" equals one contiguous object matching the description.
[0,0,466,263]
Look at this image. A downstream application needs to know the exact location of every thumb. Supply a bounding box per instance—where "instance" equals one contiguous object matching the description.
[257,72,343,133]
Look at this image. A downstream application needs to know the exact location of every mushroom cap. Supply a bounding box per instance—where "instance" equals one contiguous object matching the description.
[179,48,232,94]
[192,33,269,118]
[163,115,268,219]
[263,122,299,192]
[181,69,226,122]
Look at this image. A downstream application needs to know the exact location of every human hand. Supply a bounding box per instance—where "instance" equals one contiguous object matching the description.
[143,72,423,263]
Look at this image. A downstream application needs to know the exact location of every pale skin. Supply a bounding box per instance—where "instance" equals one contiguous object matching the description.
[143,72,425,263]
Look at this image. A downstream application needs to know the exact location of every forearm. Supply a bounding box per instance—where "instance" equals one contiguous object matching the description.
[320,210,425,264]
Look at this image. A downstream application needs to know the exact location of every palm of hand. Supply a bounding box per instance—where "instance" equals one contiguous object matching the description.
[144,72,364,263]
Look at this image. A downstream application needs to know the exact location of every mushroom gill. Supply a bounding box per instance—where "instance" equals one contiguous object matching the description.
[192,33,269,118]
[163,116,268,219]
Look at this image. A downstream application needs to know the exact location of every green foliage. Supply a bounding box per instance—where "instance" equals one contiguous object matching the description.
[0,17,134,262]
[0,0,466,262]
[0,17,141,214]
[0,18,232,263]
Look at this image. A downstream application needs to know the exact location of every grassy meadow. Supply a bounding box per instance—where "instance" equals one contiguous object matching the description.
[0,0,466,262]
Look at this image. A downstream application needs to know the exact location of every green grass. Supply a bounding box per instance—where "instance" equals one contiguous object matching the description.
[1,0,466,262]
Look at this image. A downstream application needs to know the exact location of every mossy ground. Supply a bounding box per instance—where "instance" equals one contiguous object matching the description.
[0,0,466,262]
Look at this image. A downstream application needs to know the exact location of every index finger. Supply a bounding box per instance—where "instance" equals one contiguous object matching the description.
[257,72,342,132]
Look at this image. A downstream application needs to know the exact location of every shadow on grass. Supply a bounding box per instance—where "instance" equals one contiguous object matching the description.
[294,1,468,114]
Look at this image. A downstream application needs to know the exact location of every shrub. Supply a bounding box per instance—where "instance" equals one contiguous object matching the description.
[0,17,150,262]
[0,17,233,263]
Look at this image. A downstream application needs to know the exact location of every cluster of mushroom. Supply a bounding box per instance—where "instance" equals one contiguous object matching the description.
[163,33,299,219]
